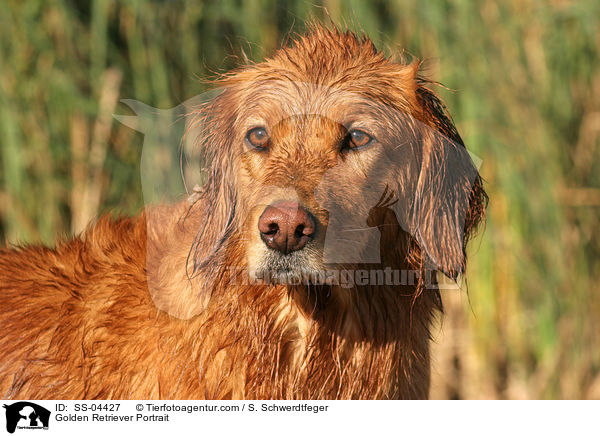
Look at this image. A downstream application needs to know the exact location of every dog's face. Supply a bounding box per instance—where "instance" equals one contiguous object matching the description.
[193,27,486,285]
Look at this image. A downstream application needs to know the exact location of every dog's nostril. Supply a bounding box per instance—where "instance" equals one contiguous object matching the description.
[294,224,305,238]
[265,223,279,235]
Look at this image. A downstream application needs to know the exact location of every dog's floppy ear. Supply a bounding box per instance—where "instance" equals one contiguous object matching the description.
[188,91,239,275]
[410,85,487,279]
[143,90,238,320]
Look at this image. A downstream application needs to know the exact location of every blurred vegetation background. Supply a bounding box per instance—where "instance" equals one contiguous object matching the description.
[1,0,599,399]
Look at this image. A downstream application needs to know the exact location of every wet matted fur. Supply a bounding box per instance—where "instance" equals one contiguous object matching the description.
[0,24,487,399]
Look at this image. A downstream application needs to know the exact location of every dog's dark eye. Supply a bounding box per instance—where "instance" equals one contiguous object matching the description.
[246,127,269,149]
[347,129,373,149]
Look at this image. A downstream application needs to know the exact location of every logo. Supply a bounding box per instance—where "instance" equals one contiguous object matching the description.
[3,402,50,433]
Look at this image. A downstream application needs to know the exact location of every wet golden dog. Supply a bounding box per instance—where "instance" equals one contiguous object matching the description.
[0,25,486,399]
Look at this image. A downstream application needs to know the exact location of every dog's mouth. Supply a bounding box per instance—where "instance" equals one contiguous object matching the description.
[249,242,326,285]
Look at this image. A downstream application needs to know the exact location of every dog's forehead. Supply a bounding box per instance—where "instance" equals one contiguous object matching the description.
[232,75,408,132]
[250,80,361,115]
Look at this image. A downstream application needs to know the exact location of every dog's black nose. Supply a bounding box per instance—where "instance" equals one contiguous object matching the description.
[258,201,316,255]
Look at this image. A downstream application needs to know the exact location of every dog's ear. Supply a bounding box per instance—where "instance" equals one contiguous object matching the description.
[141,90,238,320]
[409,85,487,279]
[188,91,239,274]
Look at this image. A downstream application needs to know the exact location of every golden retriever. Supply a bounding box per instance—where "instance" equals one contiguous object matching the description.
[0,24,486,399]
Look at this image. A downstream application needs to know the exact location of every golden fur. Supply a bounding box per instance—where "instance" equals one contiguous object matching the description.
[0,25,486,399]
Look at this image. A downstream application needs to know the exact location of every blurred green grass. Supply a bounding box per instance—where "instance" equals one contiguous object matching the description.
[0,0,598,399]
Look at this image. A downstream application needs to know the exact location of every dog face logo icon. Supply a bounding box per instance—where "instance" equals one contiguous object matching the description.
[3,402,50,433]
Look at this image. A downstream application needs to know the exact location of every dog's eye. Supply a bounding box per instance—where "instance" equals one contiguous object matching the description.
[246,127,269,149]
[347,129,373,149]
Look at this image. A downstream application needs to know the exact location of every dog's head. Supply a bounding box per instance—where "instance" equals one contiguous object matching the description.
[190,25,487,287]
